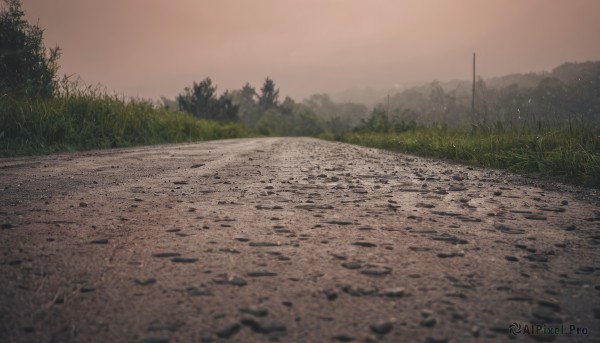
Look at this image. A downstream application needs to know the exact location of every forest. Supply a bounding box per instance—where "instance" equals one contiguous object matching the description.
[1,0,599,185]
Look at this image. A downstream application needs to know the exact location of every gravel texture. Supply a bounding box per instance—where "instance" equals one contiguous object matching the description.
[1,137,599,342]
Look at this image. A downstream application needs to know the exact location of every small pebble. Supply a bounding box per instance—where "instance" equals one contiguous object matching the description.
[135,278,156,286]
[369,321,392,335]
[379,287,405,297]
[187,286,212,296]
[249,241,279,247]
[152,252,181,258]
[437,252,464,258]
[171,257,198,263]
[255,320,287,334]
[420,317,437,327]
[229,277,247,286]
[332,334,355,342]
[234,235,251,242]
[361,266,392,276]
[352,242,377,247]
[247,271,277,277]
[137,338,170,343]
[342,262,362,269]
[239,306,268,317]
[216,323,240,339]
[90,239,108,244]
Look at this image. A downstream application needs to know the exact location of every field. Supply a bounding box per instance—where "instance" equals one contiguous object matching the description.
[339,125,600,187]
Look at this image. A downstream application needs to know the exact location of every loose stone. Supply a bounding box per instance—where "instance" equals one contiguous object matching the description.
[369,321,393,335]
[249,241,279,247]
[420,317,437,327]
[437,252,465,258]
[379,287,405,297]
[171,257,198,263]
[186,286,212,296]
[90,239,108,244]
[216,323,241,339]
[342,262,362,269]
[135,278,157,286]
[239,306,268,317]
[229,276,247,286]
[137,337,170,343]
[152,252,181,258]
[361,266,392,276]
[352,242,377,247]
[247,271,278,277]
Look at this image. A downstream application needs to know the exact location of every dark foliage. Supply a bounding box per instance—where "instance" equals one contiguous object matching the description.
[176,77,239,122]
[258,77,279,111]
[0,0,60,98]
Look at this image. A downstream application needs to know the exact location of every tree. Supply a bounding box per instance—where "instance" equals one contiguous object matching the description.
[258,77,279,111]
[280,96,295,116]
[177,77,216,118]
[215,90,239,122]
[176,77,238,122]
[0,0,61,98]
[230,83,260,127]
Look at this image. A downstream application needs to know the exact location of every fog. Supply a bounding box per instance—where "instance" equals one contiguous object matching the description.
[23,0,600,101]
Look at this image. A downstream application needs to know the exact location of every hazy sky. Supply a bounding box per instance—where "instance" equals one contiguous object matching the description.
[22,0,600,101]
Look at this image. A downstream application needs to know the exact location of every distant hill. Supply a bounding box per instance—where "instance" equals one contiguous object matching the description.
[551,61,600,86]
[329,60,600,128]
[329,61,600,109]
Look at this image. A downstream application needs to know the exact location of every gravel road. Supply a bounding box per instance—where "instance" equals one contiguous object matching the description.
[1,137,599,343]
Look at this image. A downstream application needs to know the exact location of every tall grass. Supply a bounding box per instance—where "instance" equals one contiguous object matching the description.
[341,124,600,187]
[0,82,249,157]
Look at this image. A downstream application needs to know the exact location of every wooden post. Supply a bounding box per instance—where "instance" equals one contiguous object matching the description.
[471,52,476,122]
[387,93,390,116]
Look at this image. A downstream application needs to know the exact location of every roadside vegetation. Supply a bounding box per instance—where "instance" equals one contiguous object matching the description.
[342,124,600,187]
[0,0,247,157]
[1,0,598,187]
[0,81,248,156]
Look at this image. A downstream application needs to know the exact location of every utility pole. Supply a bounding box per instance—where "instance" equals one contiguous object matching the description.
[387,93,390,116]
[471,52,476,122]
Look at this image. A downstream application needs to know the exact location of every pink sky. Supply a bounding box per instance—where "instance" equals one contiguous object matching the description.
[22,0,600,101]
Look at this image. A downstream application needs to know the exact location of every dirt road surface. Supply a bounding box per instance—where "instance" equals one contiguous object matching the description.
[1,137,600,343]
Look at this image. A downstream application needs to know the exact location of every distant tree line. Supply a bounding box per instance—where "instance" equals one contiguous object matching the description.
[363,61,600,131]
[174,61,599,137]
[176,78,238,122]
[171,77,370,137]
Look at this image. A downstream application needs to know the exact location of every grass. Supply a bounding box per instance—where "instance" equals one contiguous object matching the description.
[0,84,249,157]
[340,125,600,187]
[2,82,599,188]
